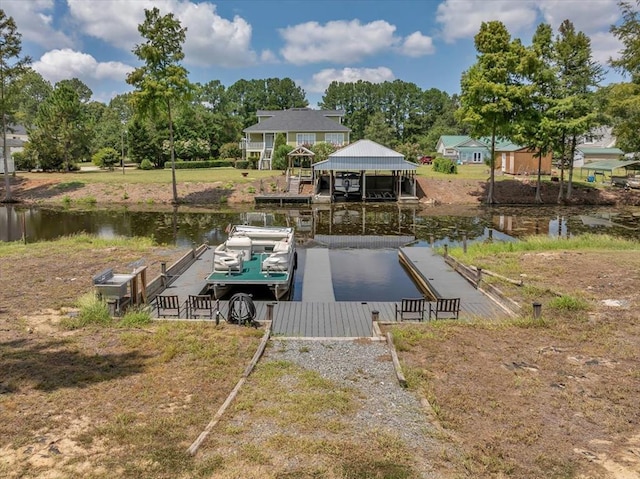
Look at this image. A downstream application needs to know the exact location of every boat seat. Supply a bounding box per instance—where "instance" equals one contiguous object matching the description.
[273,241,290,253]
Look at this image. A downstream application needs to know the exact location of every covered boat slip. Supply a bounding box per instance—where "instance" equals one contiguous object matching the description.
[312,139,418,203]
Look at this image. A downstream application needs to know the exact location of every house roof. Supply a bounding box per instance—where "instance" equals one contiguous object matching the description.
[245,108,350,133]
[313,139,416,171]
[438,135,472,148]
[580,159,640,172]
[577,147,624,155]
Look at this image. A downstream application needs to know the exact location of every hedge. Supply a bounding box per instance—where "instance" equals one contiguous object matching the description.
[165,159,234,169]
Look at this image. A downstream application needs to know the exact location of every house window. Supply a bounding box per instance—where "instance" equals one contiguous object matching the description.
[324,133,344,145]
[473,152,483,163]
[297,133,316,146]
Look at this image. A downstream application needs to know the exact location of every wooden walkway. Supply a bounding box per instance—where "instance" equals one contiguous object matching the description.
[399,247,506,319]
[301,248,335,301]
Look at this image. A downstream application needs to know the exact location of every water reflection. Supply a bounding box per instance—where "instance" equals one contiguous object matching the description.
[1,204,639,245]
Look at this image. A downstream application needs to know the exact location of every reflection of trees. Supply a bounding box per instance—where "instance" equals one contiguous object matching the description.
[413,216,488,242]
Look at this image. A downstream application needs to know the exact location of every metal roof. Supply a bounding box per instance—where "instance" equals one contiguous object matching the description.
[244,109,350,133]
[580,159,640,172]
[313,139,416,171]
[577,147,624,155]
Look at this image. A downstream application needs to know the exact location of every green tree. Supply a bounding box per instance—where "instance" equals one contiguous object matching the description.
[514,23,558,203]
[457,21,527,204]
[57,78,92,103]
[610,1,640,82]
[364,111,396,147]
[14,68,51,128]
[127,7,192,204]
[552,20,602,201]
[0,9,31,202]
[30,82,89,171]
[607,2,640,155]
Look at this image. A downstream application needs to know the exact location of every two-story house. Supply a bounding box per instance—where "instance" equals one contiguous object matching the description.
[241,108,351,169]
[0,124,28,174]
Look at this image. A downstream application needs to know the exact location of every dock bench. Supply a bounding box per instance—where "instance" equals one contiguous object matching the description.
[428,298,460,320]
[395,298,426,321]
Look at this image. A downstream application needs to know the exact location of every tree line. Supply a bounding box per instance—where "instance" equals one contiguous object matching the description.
[3,2,640,204]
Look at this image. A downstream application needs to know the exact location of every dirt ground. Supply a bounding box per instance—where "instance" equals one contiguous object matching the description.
[3,172,640,207]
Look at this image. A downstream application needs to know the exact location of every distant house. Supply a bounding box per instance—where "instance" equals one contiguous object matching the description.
[241,108,351,169]
[574,126,623,166]
[436,135,489,164]
[0,124,28,174]
[435,135,552,174]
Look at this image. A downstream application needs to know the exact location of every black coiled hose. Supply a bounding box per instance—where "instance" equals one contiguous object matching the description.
[228,293,257,327]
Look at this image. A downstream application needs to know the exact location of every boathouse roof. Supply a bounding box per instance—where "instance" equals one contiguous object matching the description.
[313,139,417,171]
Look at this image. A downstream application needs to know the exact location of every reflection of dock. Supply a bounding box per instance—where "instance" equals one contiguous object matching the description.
[399,247,507,318]
[301,248,335,301]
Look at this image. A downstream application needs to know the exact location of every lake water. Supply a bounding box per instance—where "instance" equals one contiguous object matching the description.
[2,204,638,301]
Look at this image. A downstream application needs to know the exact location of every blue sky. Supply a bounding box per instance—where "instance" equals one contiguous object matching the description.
[3,0,628,106]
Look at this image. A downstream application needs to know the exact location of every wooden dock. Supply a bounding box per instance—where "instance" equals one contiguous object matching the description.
[398,247,506,318]
[151,244,508,338]
[301,248,335,301]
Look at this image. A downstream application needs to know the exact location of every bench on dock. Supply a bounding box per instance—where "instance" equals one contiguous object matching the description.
[156,295,182,318]
[187,294,214,319]
[428,298,460,320]
[395,298,426,321]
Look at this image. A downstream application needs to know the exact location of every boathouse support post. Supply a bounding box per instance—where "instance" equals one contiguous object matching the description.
[443,244,448,258]
[463,234,467,253]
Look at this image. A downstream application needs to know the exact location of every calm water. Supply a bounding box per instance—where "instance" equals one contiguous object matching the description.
[2,204,638,301]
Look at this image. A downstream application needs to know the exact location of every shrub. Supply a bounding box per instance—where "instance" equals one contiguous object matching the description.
[119,308,152,326]
[92,147,120,169]
[62,293,112,329]
[235,160,250,169]
[140,158,154,170]
[272,144,293,170]
[433,157,457,174]
[11,151,36,171]
[219,142,241,160]
[168,159,234,169]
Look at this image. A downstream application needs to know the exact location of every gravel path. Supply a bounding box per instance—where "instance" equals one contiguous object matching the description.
[263,338,448,478]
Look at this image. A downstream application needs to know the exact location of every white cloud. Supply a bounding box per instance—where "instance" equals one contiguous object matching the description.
[591,31,623,66]
[33,49,133,85]
[436,0,621,44]
[260,49,279,63]
[538,0,620,34]
[279,20,399,65]
[436,0,538,43]
[67,0,150,50]
[67,0,257,68]
[305,67,395,93]
[400,32,435,57]
[175,2,257,67]
[2,0,74,49]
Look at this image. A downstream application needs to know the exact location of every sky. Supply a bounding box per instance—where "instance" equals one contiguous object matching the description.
[2,0,629,107]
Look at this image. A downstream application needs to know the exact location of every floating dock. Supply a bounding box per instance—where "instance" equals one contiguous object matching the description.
[301,248,335,302]
[398,246,506,318]
[151,244,508,338]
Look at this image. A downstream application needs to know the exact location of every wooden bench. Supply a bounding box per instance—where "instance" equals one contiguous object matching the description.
[186,294,214,319]
[428,298,461,320]
[395,298,426,321]
[156,295,182,318]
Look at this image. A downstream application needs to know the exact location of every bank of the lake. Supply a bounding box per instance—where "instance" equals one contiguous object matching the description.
[3,166,640,207]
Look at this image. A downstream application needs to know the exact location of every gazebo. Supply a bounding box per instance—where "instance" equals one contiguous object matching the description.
[312,139,417,202]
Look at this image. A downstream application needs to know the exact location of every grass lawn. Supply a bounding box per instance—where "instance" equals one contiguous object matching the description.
[19,167,278,186]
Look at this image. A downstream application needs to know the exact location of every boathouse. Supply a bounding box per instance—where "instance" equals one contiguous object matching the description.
[312,139,418,203]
